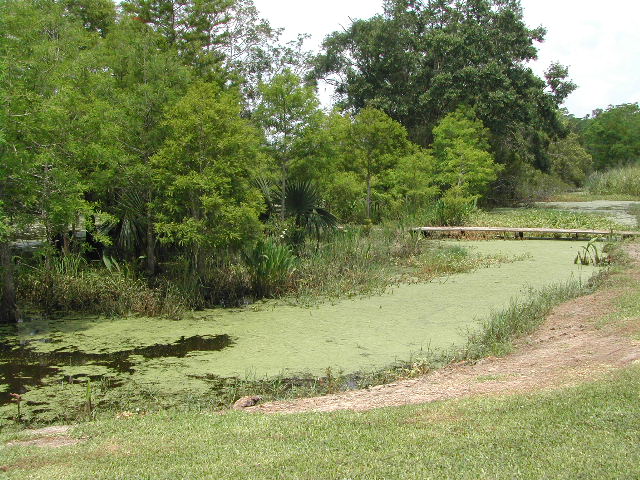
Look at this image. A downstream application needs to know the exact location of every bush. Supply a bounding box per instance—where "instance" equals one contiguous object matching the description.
[432,188,477,226]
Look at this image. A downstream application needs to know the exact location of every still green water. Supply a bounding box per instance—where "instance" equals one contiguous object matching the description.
[1,240,597,418]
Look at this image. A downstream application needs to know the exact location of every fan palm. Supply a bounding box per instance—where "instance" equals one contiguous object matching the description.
[255,177,338,246]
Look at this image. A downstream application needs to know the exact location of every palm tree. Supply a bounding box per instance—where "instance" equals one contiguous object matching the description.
[255,178,338,246]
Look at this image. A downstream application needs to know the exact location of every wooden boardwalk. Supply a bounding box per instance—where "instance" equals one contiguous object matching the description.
[412,226,640,239]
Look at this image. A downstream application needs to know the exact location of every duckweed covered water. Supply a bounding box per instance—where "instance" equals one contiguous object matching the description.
[0,240,598,421]
[537,200,640,227]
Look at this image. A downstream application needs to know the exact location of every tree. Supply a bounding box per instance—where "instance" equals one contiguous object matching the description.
[98,17,191,273]
[349,108,411,219]
[314,0,575,189]
[121,0,234,78]
[254,70,321,219]
[218,0,314,108]
[548,133,593,186]
[583,103,640,169]
[151,82,264,276]
[0,0,117,321]
[385,149,438,211]
[64,0,116,36]
[432,107,502,198]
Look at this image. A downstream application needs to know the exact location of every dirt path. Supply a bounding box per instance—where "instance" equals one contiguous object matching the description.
[248,247,640,414]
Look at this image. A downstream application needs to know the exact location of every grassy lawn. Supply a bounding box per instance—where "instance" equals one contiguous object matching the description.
[2,366,639,479]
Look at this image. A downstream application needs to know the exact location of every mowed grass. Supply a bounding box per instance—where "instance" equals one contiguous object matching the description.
[2,366,640,479]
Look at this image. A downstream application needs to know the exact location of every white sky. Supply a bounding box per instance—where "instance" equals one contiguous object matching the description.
[252,0,640,117]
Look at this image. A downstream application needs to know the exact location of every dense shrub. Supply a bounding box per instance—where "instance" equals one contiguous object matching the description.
[432,188,477,226]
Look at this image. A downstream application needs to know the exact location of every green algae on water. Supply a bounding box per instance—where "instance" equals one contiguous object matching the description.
[0,240,599,424]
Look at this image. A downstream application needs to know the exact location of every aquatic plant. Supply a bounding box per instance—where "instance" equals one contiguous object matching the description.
[243,238,297,298]
[575,239,607,266]
[17,261,185,317]
[470,208,626,231]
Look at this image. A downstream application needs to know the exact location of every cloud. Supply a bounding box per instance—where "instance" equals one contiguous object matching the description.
[522,0,640,116]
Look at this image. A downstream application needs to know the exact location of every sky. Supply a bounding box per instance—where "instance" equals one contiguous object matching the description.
[252,0,640,117]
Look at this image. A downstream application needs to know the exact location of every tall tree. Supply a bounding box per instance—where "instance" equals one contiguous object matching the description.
[121,0,233,78]
[548,133,593,186]
[151,82,264,276]
[99,17,191,273]
[314,0,575,178]
[1,0,111,321]
[254,70,321,219]
[583,103,640,169]
[349,108,411,219]
[432,107,502,197]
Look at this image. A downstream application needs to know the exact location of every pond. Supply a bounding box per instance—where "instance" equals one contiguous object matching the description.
[0,240,598,421]
[537,200,640,228]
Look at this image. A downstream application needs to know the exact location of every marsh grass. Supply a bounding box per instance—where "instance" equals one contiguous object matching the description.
[17,256,185,318]
[586,164,640,197]
[287,223,511,304]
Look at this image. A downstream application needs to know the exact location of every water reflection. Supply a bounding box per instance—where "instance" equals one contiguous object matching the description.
[0,335,234,404]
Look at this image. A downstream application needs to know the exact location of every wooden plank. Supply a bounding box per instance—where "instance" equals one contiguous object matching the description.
[411,226,640,237]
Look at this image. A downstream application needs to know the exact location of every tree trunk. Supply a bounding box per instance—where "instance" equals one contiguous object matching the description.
[366,173,372,220]
[280,162,287,220]
[146,224,156,276]
[0,241,19,324]
[62,232,70,256]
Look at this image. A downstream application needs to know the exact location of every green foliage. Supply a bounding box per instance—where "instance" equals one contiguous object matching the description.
[385,150,439,211]
[432,107,502,198]
[152,82,264,255]
[283,181,338,245]
[584,103,640,169]
[17,257,184,317]
[243,238,296,298]
[432,187,477,226]
[64,0,116,35]
[548,133,593,186]
[254,70,322,218]
[494,159,570,205]
[322,172,365,223]
[1,0,104,241]
[314,0,574,175]
[121,0,235,77]
[585,164,640,197]
[349,107,412,219]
